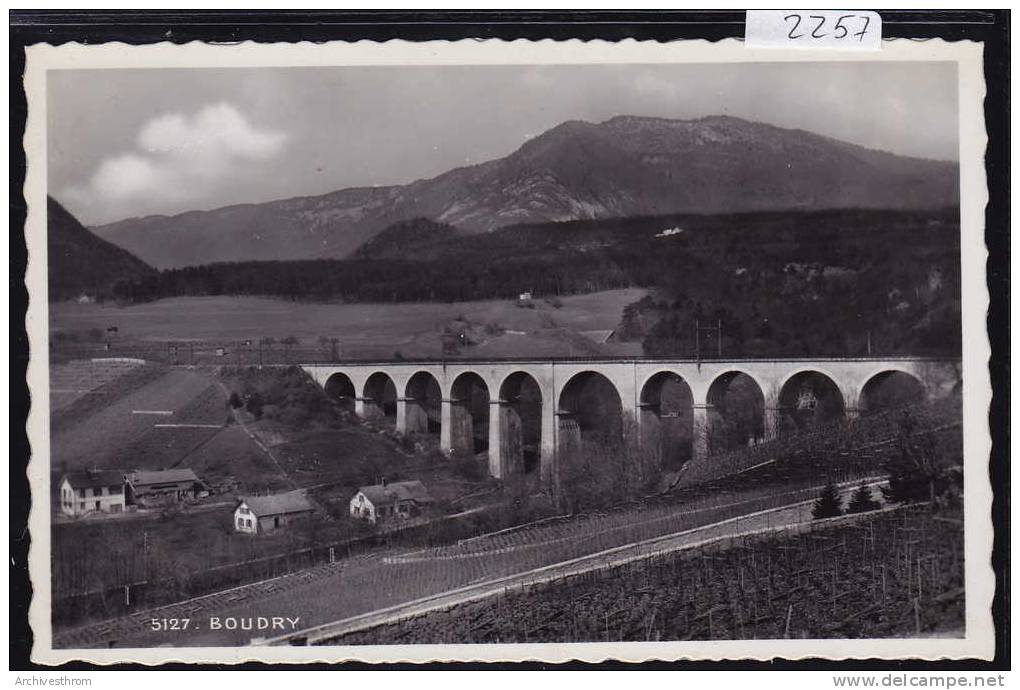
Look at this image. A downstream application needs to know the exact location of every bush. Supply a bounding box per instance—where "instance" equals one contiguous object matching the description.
[812,483,843,519]
[846,484,881,514]
[451,455,485,481]
[881,412,956,505]
[245,391,264,419]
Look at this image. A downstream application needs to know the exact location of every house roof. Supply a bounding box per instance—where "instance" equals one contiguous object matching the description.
[128,468,201,486]
[63,470,124,489]
[240,491,315,518]
[357,480,434,506]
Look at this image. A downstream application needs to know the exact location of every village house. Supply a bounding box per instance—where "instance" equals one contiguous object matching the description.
[350,479,435,524]
[59,470,126,517]
[234,491,315,534]
[125,468,207,507]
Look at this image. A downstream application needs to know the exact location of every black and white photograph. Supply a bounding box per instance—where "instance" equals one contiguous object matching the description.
[20,36,994,665]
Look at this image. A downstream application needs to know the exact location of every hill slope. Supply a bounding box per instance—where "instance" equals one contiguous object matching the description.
[93,115,959,268]
[48,196,156,301]
[351,218,460,260]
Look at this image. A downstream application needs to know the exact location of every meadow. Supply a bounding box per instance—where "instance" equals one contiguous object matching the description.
[50,289,646,361]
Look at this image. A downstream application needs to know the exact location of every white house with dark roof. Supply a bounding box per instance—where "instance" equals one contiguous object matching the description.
[59,470,126,517]
[350,479,434,524]
[234,491,315,534]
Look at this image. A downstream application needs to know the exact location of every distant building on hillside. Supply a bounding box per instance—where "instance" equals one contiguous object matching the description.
[126,468,207,506]
[517,291,533,306]
[59,470,126,517]
[350,479,435,524]
[234,491,315,534]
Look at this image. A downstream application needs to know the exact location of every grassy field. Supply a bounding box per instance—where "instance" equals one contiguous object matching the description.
[49,289,646,360]
[50,366,229,475]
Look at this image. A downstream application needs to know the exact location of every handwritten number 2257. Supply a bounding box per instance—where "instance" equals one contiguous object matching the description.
[784,14,871,41]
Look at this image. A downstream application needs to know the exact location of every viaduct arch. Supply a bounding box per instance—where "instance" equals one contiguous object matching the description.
[304,357,959,484]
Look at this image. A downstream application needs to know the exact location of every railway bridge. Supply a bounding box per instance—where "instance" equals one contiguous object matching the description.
[301,357,960,484]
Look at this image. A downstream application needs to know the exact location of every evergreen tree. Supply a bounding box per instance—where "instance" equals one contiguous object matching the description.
[847,483,881,514]
[812,483,843,519]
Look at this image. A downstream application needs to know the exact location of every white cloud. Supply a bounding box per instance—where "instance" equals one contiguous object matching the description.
[65,103,287,220]
[138,103,286,160]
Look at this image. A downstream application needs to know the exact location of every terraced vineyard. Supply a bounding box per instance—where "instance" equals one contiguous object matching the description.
[679,395,962,489]
[335,504,964,644]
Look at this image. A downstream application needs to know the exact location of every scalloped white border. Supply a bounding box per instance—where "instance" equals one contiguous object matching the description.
[22,36,992,666]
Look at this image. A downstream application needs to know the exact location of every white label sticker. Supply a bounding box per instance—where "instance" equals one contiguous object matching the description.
[746,10,882,51]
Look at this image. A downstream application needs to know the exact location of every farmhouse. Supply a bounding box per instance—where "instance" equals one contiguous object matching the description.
[234,491,315,534]
[350,479,435,524]
[126,468,207,506]
[59,470,126,517]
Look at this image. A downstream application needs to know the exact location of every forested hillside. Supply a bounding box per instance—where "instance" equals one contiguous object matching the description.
[111,208,961,357]
[48,197,156,301]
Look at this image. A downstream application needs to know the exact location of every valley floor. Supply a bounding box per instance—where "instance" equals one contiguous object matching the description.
[50,289,647,361]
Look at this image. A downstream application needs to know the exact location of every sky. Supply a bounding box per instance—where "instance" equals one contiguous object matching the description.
[47,61,959,225]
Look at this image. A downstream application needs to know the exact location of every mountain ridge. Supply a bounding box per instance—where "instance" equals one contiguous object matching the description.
[90,115,959,269]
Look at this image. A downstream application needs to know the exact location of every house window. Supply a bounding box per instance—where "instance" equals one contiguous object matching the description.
[77,489,84,498]
[110,504,122,513]
[78,502,85,511]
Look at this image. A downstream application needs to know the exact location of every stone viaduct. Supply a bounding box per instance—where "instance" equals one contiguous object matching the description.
[301,357,960,485]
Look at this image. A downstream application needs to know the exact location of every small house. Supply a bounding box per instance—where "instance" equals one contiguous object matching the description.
[126,468,207,506]
[59,470,126,517]
[234,491,315,534]
[350,479,435,524]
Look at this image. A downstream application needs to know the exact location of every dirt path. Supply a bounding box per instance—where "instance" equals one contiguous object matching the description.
[214,380,296,489]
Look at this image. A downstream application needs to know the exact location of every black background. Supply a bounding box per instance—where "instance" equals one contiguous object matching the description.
[9,9,1010,672]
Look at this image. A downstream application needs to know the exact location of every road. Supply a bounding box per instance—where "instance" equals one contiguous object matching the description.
[52,478,884,649]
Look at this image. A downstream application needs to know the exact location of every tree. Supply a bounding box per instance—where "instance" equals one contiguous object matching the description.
[812,483,843,519]
[245,391,264,419]
[881,412,940,504]
[846,483,881,514]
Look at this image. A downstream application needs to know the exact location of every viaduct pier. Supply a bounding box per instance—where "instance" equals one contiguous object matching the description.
[301,357,960,485]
